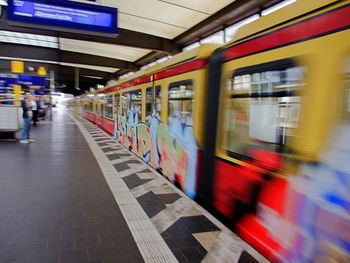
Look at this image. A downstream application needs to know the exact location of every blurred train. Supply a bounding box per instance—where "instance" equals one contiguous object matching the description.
[72,0,350,261]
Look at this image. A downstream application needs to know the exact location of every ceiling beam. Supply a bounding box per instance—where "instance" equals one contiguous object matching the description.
[58,66,110,79]
[134,51,167,67]
[0,20,182,54]
[0,43,136,71]
[0,43,60,62]
[59,51,138,71]
[174,0,283,46]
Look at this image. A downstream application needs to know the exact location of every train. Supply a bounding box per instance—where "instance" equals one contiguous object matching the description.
[72,0,350,261]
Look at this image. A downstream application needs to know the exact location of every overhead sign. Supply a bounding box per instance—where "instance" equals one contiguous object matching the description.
[7,0,118,36]
[37,66,47,76]
[18,75,46,86]
[11,60,24,73]
[0,75,18,87]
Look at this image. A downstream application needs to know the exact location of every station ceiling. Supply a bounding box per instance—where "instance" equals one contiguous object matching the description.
[0,0,281,94]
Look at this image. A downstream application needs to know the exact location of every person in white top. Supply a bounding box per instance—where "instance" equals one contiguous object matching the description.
[31,95,39,127]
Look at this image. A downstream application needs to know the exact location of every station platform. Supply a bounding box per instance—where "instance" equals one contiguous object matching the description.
[0,108,268,263]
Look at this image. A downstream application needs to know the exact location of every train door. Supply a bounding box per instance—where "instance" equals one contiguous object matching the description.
[103,95,113,120]
[118,85,146,152]
[114,93,120,118]
[217,58,305,220]
[142,84,162,167]
[113,93,120,140]
[157,70,204,198]
[95,96,103,125]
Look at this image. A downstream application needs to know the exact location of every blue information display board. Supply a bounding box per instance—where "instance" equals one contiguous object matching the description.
[0,76,18,87]
[7,0,118,35]
[18,75,46,86]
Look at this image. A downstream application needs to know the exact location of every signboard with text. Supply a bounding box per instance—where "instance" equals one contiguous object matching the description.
[0,75,18,87]
[18,75,46,86]
[7,0,118,36]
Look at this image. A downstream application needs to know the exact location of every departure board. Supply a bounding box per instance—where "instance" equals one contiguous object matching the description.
[7,0,118,35]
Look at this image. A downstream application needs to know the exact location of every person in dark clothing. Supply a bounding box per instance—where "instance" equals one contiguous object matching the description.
[20,92,35,144]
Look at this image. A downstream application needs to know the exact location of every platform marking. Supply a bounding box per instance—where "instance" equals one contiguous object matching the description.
[71,114,178,263]
[75,113,270,263]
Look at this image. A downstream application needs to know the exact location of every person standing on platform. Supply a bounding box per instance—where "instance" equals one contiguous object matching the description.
[20,92,35,144]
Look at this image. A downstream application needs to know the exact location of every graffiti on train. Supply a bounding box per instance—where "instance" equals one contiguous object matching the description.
[115,109,198,198]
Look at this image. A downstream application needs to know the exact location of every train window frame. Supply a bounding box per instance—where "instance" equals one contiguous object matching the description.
[130,89,142,120]
[168,80,194,126]
[85,98,93,112]
[223,59,305,161]
[155,86,162,119]
[88,99,93,112]
[104,95,113,119]
[95,98,102,116]
[146,86,152,118]
[121,92,130,117]
[114,93,120,119]
[146,85,162,123]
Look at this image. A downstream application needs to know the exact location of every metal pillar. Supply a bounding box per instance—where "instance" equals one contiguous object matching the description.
[75,67,79,91]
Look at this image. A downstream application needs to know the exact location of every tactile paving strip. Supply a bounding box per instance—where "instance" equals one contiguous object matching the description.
[71,113,270,263]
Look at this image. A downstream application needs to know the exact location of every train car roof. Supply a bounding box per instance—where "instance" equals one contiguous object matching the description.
[100,44,219,92]
[225,0,340,48]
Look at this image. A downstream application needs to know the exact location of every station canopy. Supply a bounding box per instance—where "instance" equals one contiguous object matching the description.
[0,0,282,94]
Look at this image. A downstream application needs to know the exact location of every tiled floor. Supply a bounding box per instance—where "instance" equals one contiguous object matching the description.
[0,110,143,263]
[73,112,270,263]
[0,108,270,263]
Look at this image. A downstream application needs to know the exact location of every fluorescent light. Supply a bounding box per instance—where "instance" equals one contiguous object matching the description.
[201,31,224,45]
[262,0,296,16]
[0,30,58,48]
[0,56,59,64]
[156,56,170,64]
[119,72,135,80]
[183,42,200,51]
[81,75,103,80]
[60,62,118,73]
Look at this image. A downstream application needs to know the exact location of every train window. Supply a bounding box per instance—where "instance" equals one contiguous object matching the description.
[100,96,106,117]
[88,99,93,112]
[121,92,130,116]
[130,90,142,119]
[168,80,193,125]
[114,93,120,118]
[84,99,92,112]
[146,86,162,123]
[155,86,162,118]
[146,87,152,118]
[104,95,113,119]
[225,60,305,158]
[95,96,103,116]
[96,101,101,116]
